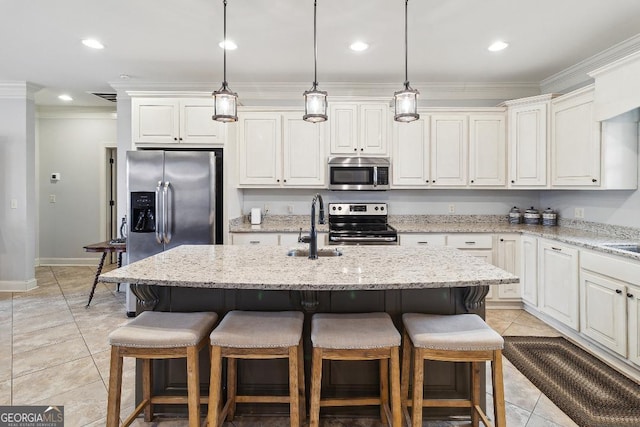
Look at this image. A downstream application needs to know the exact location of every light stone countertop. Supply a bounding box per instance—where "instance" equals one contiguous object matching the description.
[229,215,640,261]
[99,244,518,291]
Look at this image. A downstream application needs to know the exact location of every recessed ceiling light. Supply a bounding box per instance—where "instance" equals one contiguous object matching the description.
[58,94,73,102]
[350,41,369,52]
[218,40,237,50]
[119,74,131,80]
[488,41,509,52]
[82,38,104,49]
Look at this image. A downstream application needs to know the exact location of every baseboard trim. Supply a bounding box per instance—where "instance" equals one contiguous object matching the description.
[0,278,38,292]
[38,257,99,266]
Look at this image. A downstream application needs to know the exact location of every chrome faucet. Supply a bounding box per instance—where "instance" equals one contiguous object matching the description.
[298,193,325,259]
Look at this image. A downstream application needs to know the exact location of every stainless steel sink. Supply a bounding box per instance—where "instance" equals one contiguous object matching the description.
[287,248,343,257]
[601,243,640,254]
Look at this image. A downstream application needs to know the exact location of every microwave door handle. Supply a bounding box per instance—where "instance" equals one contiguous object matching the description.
[155,181,163,244]
[373,166,378,188]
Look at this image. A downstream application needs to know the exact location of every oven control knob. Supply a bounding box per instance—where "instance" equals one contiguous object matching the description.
[332,206,336,211]
[375,206,379,210]
[338,206,342,211]
[380,206,385,211]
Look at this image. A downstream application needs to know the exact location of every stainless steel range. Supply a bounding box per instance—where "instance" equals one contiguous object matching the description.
[328,202,398,245]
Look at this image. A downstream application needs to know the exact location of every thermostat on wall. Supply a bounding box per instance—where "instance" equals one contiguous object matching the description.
[50,173,61,181]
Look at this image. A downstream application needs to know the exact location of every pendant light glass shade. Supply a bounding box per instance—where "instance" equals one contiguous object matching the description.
[394,0,419,122]
[213,0,238,123]
[303,0,327,122]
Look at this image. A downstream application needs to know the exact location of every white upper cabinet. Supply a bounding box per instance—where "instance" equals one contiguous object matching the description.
[238,111,327,188]
[551,86,601,187]
[329,102,388,155]
[468,114,506,187]
[391,115,430,187]
[504,95,554,188]
[132,98,222,145]
[430,114,468,187]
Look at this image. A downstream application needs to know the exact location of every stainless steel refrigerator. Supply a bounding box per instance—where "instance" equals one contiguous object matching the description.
[125,149,223,316]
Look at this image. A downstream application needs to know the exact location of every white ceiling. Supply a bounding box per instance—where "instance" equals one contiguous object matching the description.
[2,0,640,107]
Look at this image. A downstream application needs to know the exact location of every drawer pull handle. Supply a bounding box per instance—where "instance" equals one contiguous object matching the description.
[249,241,260,244]
[417,242,429,244]
[465,241,476,245]
[616,289,622,294]
[551,247,562,251]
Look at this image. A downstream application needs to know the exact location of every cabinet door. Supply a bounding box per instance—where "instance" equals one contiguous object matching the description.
[580,270,627,356]
[232,233,279,245]
[628,286,640,366]
[508,103,547,187]
[132,99,180,144]
[430,115,468,187]
[359,104,388,155]
[469,115,506,187]
[551,88,601,186]
[495,234,521,299]
[282,113,326,187]
[329,103,358,154]
[180,99,222,144]
[539,240,579,330]
[391,116,430,187]
[238,113,282,185]
[520,235,538,306]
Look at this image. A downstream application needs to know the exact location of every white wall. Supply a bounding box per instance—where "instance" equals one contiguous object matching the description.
[242,188,540,217]
[37,108,117,264]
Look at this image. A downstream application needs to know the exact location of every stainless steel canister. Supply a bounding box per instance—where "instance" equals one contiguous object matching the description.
[524,207,541,225]
[542,208,558,226]
[508,206,523,224]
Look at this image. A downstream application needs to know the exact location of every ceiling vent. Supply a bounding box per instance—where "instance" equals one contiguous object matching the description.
[92,92,117,103]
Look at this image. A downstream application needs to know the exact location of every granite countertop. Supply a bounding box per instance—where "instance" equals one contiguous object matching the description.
[229,215,640,261]
[99,244,518,291]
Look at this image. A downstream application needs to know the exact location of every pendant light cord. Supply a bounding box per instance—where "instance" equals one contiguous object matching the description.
[313,0,318,89]
[223,0,228,87]
[404,0,409,89]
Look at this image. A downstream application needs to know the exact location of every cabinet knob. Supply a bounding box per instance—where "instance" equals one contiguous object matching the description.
[500,238,504,242]
[425,180,429,183]
[432,180,436,183]
[179,137,183,141]
[174,137,178,141]
[511,180,515,184]
[360,148,363,151]
[354,148,357,151]
[628,293,634,298]
[470,180,475,183]
[283,179,287,183]
[616,289,622,294]
[592,178,597,183]
[276,179,280,182]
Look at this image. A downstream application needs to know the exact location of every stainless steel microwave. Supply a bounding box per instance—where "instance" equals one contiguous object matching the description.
[328,157,390,190]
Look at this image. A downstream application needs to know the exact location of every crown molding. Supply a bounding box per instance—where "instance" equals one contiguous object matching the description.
[540,34,640,93]
[0,82,44,100]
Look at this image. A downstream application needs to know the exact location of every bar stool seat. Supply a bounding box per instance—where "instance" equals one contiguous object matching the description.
[207,311,305,427]
[401,313,506,427]
[106,311,218,427]
[310,312,402,427]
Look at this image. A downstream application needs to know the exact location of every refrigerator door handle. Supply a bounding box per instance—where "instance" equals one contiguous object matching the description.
[155,181,163,244]
[163,181,172,243]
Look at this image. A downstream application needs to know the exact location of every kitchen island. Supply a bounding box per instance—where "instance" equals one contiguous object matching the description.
[100,244,518,419]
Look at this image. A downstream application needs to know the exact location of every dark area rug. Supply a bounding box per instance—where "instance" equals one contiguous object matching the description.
[503,336,640,427]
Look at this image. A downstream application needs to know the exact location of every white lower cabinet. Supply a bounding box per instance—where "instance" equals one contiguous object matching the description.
[538,239,579,330]
[629,286,640,366]
[520,235,538,306]
[494,234,521,300]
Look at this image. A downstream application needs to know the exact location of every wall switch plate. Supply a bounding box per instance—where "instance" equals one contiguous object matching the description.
[10,199,17,209]
[574,207,584,219]
[287,205,294,214]
[49,194,56,203]
[448,204,455,214]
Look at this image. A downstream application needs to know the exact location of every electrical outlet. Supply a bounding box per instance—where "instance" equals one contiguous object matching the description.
[263,204,269,214]
[574,207,584,219]
[448,204,455,214]
[287,205,294,214]
[49,194,56,203]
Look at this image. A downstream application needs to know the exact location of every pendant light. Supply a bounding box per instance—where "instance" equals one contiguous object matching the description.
[303,0,328,122]
[213,0,238,122]
[394,0,419,122]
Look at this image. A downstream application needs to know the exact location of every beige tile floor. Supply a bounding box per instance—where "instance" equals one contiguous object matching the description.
[0,266,578,427]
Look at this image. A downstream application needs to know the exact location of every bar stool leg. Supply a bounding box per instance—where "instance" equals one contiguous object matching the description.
[411,348,424,427]
[288,346,300,427]
[106,347,123,427]
[208,346,223,427]
[297,340,306,422]
[309,347,323,427]
[226,358,237,421]
[186,346,201,427]
[492,350,507,427]
[401,329,412,421]
[142,359,153,422]
[390,347,402,427]
[471,361,480,427]
[380,357,389,425]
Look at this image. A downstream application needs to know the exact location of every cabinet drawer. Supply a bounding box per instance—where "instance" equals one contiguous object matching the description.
[232,233,279,245]
[400,234,446,247]
[447,234,493,249]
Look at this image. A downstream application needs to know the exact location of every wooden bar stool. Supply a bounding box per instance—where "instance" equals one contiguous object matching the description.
[207,310,305,427]
[106,311,218,427]
[309,312,402,427]
[401,313,506,427]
